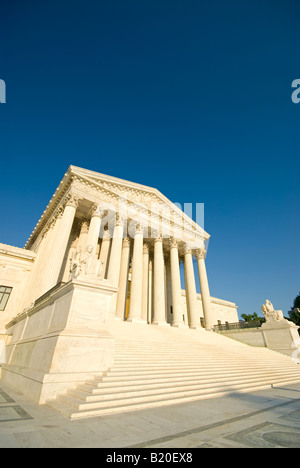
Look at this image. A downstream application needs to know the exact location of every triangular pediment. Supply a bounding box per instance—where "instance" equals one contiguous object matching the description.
[25,165,210,249]
[70,166,210,243]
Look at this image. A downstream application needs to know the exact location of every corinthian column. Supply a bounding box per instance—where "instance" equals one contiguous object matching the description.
[169,239,185,327]
[77,221,89,251]
[116,238,131,318]
[107,215,125,286]
[127,224,145,322]
[99,229,111,278]
[196,248,215,330]
[152,236,168,325]
[25,215,59,305]
[141,243,149,322]
[184,246,200,329]
[86,204,106,255]
[45,192,79,292]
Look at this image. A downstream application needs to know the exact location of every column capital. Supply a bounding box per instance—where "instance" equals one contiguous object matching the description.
[169,237,179,249]
[90,203,107,219]
[153,234,163,244]
[115,212,125,226]
[183,245,192,256]
[65,191,80,209]
[143,243,149,254]
[195,248,207,260]
[102,229,111,241]
[134,222,144,236]
[80,220,90,234]
[122,237,131,248]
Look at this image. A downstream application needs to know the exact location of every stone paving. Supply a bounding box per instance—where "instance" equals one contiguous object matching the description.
[0,381,300,448]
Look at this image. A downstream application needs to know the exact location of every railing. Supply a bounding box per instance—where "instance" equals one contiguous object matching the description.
[214,320,262,332]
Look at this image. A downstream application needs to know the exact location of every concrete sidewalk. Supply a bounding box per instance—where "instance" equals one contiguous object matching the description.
[0,381,300,448]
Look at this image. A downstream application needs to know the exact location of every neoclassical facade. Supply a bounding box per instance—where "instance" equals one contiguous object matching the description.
[2,166,300,417]
[0,165,238,332]
[0,166,239,403]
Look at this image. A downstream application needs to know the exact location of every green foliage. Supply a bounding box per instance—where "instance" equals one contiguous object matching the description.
[241,312,265,324]
[292,293,300,309]
[289,308,300,326]
[288,292,300,326]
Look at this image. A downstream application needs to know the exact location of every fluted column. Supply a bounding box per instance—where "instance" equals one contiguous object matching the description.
[77,221,89,251]
[184,246,200,329]
[86,204,105,255]
[45,192,79,292]
[152,236,168,325]
[127,224,145,322]
[116,238,131,318]
[25,215,59,305]
[196,248,215,330]
[107,215,125,286]
[141,243,149,322]
[99,229,111,278]
[148,260,153,323]
[169,239,185,327]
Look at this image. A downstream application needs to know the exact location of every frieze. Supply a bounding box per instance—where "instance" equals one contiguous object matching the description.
[25,168,209,249]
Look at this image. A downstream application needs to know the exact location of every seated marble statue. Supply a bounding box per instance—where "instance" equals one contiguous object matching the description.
[261,300,284,322]
[69,246,83,278]
[70,245,103,279]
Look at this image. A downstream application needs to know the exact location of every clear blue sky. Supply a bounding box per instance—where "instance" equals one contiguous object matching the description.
[0,0,299,318]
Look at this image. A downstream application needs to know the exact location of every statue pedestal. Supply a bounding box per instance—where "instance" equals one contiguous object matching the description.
[1,279,118,404]
[261,319,300,358]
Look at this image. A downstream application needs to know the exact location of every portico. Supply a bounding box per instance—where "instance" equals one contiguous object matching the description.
[17,166,221,331]
[0,166,238,405]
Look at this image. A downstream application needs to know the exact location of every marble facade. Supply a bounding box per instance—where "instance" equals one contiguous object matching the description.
[0,166,239,403]
[0,165,238,331]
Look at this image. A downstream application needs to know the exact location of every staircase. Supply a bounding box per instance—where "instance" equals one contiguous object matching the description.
[47,320,300,420]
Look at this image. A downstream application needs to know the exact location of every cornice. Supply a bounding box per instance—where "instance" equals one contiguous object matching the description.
[24,165,210,250]
[0,243,36,261]
[24,168,78,249]
[180,290,238,309]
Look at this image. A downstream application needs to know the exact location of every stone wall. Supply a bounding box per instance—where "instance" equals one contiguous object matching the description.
[1,279,117,404]
[0,244,36,329]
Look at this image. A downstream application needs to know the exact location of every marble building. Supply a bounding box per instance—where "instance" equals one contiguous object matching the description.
[0,165,238,332]
[0,165,241,405]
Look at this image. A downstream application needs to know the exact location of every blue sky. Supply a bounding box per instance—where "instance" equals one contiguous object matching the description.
[0,0,299,318]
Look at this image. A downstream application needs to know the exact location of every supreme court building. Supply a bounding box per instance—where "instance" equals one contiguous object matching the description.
[0,166,238,332]
[0,166,243,410]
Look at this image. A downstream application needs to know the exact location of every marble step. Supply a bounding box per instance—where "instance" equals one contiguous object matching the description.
[70,371,300,402]
[88,364,299,381]
[99,365,296,378]
[110,361,297,370]
[46,322,300,420]
[59,375,300,410]
[78,369,300,393]
[48,376,300,420]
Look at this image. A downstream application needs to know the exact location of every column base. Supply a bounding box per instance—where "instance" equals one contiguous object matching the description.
[152,321,170,327]
[172,323,188,328]
[126,318,148,324]
[189,325,204,330]
[107,315,123,321]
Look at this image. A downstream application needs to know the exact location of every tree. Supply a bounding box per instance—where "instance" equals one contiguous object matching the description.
[292,292,300,309]
[241,312,265,324]
[288,292,300,326]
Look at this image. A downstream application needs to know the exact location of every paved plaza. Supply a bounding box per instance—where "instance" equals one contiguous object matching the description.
[0,381,300,448]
